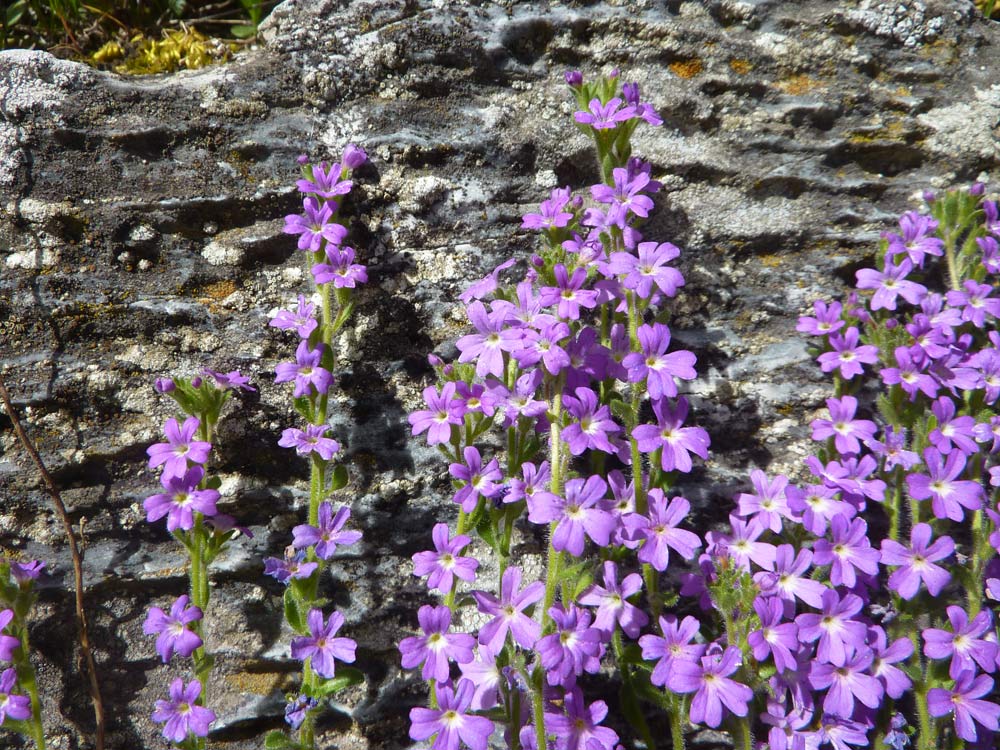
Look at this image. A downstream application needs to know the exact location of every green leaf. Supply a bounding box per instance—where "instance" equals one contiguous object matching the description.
[329,464,349,492]
[203,474,222,491]
[264,730,296,749]
[476,511,497,550]
[293,396,314,423]
[231,24,259,39]
[193,652,215,675]
[6,1,26,25]
[284,587,305,633]
[315,666,365,696]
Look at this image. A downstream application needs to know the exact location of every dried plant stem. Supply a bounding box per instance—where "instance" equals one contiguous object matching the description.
[0,377,105,750]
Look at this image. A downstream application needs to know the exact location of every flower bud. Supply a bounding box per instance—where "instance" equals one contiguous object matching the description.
[190,376,203,389]
[154,377,176,394]
[971,182,986,196]
[342,144,368,170]
[296,154,309,165]
[564,70,583,86]
[922,189,936,203]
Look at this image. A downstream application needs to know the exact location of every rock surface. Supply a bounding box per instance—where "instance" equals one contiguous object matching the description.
[0,0,998,747]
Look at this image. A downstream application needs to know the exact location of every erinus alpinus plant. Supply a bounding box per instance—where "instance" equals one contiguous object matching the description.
[401,71,1000,750]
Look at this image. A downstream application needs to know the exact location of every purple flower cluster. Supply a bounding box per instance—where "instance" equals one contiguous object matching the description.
[267,146,369,743]
[401,72,697,750]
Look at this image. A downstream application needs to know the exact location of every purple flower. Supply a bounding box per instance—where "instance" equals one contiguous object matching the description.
[143,466,219,532]
[143,595,203,663]
[754,544,826,615]
[547,687,619,750]
[626,490,701,571]
[809,648,883,718]
[0,667,30,726]
[795,589,867,667]
[270,294,319,339]
[869,627,914,700]
[151,678,215,742]
[855,257,926,311]
[907,447,984,522]
[667,646,754,728]
[284,694,318,730]
[292,502,362,560]
[408,382,463,446]
[578,560,648,638]
[471,566,544,651]
[146,416,212,481]
[632,396,710,473]
[274,341,333,397]
[154,377,176,393]
[291,609,356,679]
[886,211,943,267]
[748,596,799,673]
[412,523,479,593]
[409,679,494,750]
[522,188,574,230]
[810,396,877,456]
[201,368,256,392]
[928,396,978,455]
[311,245,368,288]
[760,699,814,750]
[928,672,1000,742]
[506,461,551,505]
[866,425,920,471]
[460,258,517,304]
[0,610,19,662]
[705,514,775,572]
[528,475,614,556]
[456,301,523,378]
[785,483,850,536]
[817,327,879,379]
[881,346,938,400]
[608,241,684,299]
[511,319,571,375]
[735,469,792,533]
[278,423,341,460]
[341,144,368,170]
[449,447,503,512]
[640,615,706,687]
[399,605,474,682]
[536,604,603,686]
[296,162,353,199]
[539,264,598,321]
[622,323,697,400]
[574,97,637,130]
[946,280,1000,327]
[812,516,880,589]
[561,387,621,457]
[591,167,654,223]
[263,549,318,584]
[797,300,845,336]
[879,522,953,599]
[923,606,998,680]
[457,646,501,710]
[283,196,348,251]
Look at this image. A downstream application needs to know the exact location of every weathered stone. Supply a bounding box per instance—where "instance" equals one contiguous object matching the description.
[1,0,999,747]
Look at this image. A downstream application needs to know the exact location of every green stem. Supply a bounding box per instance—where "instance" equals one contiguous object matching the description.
[669,693,685,750]
[15,635,45,750]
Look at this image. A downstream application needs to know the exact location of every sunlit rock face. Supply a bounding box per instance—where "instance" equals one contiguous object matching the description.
[1,0,997,746]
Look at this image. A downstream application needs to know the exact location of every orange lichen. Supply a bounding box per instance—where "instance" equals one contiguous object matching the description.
[669,58,703,79]
[729,59,753,75]
[775,74,823,95]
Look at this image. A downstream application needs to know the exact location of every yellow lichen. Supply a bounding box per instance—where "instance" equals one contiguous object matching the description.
[759,254,782,268]
[669,58,703,79]
[197,279,239,302]
[729,59,753,75]
[224,671,285,695]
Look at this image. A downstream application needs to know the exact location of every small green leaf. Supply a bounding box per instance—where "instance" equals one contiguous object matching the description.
[231,24,259,39]
[6,1,26,25]
[476,511,497,550]
[293,396,313,423]
[315,666,365,696]
[284,588,305,633]
[264,730,296,749]
[203,474,222,491]
[329,464,349,491]
[193,652,215,675]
